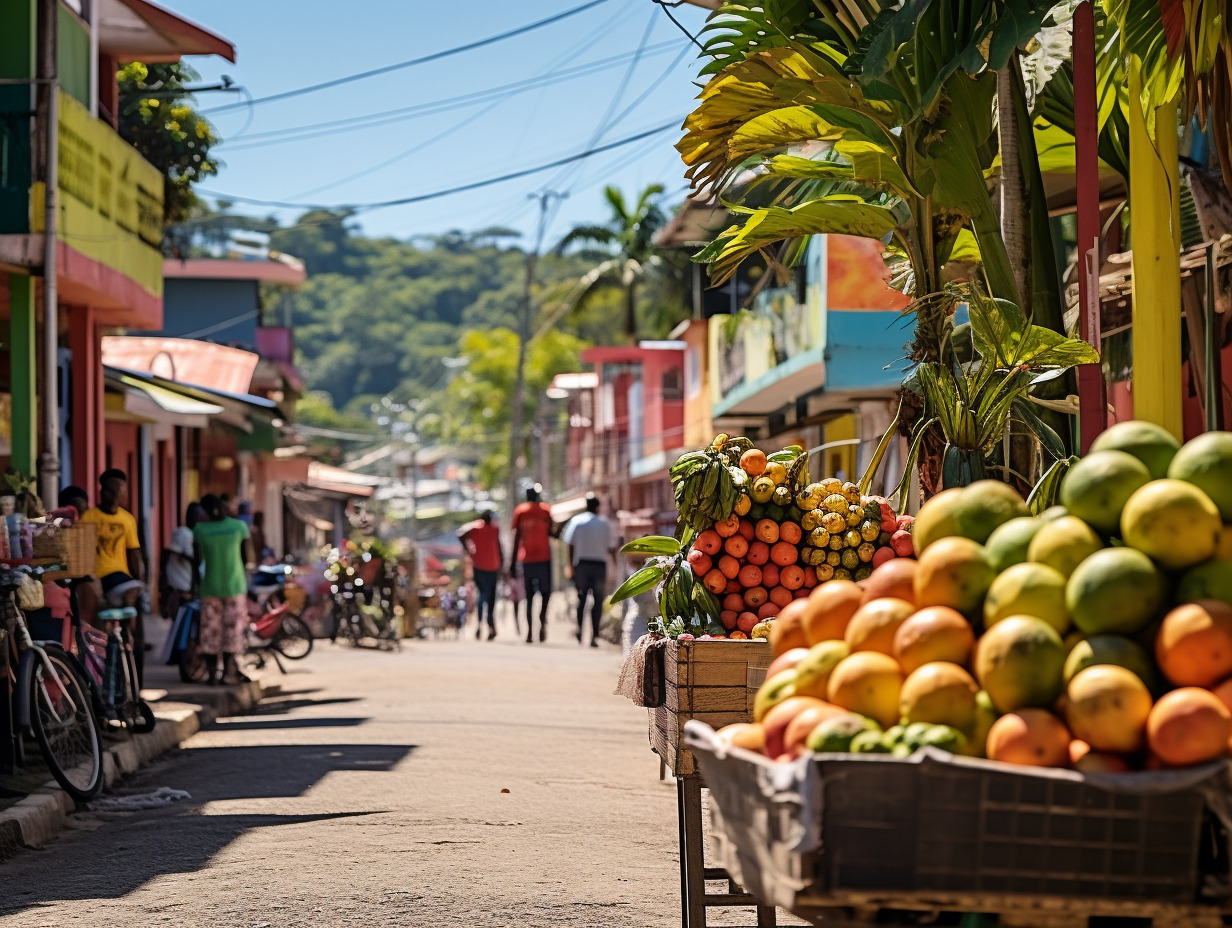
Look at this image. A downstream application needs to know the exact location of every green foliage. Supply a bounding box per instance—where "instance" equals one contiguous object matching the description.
[117,63,221,225]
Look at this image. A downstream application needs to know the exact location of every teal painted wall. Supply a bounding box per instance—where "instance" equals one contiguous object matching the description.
[57,6,90,106]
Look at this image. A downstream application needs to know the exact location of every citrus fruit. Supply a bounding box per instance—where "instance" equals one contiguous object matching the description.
[695,529,723,555]
[911,482,1028,553]
[1169,432,1232,520]
[1155,600,1232,687]
[740,448,767,477]
[899,662,980,730]
[826,652,904,728]
[985,708,1071,767]
[793,640,850,699]
[975,615,1067,713]
[1061,665,1152,753]
[1177,557,1232,609]
[714,514,741,537]
[913,536,995,617]
[1062,634,1156,689]
[780,522,803,545]
[1060,449,1152,536]
[1090,419,1181,479]
[715,723,766,754]
[805,713,876,753]
[1027,515,1103,577]
[983,562,1069,633]
[755,519,780,544]
[734,494,752,516]
[802,579,862,643]
[771,541,798,567]
[783,702,849,756]
[893,605,975,674]
[984,516,1043,573]
[844,597,915,655]
[1147,687,1232,767]
[766,647,811,680]
[724,534,749,558]
[1066,547,1166,636]
[763,696,830,758]
[860,558,917,605]
[1121,479,1222,570]
[754,669,798,721]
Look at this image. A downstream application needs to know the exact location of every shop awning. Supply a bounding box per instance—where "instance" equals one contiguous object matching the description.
[100,0,237,63]
[105,365,285,434]
[104,369,223,426]
[307,462,379,499]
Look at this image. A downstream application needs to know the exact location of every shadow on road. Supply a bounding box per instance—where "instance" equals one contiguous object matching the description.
[0,742,415,915]
[206,716,369,731]
[246,695,363,714]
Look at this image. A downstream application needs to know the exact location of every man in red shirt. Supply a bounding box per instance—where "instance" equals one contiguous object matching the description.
[458,509,503,640]
[512,485,554,643]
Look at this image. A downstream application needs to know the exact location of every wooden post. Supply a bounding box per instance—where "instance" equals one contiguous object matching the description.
[1127,61,1183,439]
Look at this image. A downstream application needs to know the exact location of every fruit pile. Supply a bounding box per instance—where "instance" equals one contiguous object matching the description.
[616,435,914,640]
[718,422,1232,772]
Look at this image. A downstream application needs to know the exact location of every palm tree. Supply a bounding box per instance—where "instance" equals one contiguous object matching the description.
[554,184,668,341]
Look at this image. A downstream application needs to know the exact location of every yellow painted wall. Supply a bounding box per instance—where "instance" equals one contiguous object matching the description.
[822,415,857,481]
[30,89,164,298]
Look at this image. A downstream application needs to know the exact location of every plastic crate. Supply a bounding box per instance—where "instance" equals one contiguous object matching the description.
[685,722,1232,915]
[814,754,1205,901]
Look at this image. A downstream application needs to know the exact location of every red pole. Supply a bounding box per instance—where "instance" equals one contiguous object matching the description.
[1074,0,1107,452]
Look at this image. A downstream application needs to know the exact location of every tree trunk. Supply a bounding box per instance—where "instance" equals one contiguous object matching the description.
[999,58,1030,310]
[624,279,638,342]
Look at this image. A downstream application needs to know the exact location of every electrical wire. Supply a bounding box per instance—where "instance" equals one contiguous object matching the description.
[220,42,682,151]
[202,0,613,116]
[651,0,706,51]
[197,120,680,213]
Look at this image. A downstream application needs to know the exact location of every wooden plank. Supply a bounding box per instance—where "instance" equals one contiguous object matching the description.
[687,661,752,687]
[667,685,751,714]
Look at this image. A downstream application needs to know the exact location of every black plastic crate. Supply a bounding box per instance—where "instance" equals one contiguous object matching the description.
[813,754,1207,902]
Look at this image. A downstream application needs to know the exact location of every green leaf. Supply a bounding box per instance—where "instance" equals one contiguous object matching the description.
[1027,455,1078,513]
[620,535,683,556]
[1102,0,1185,122]
[1012,397,1068,460]
[610,563,667,604]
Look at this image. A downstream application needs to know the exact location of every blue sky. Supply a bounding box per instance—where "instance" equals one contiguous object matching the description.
[169,0,711,243]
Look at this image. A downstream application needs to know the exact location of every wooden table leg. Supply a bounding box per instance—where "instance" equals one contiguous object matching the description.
[681,774,707,927]
[677,775,691,928]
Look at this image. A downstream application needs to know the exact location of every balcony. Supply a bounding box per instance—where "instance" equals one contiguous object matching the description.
[0,87,164,325]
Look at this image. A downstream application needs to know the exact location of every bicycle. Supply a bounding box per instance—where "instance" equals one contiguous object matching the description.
[2,565,103,801]
[93,606,156,733]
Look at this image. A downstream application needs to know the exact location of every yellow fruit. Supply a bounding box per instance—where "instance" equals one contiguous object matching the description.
[821,511,847,534]
[1026,515,1103,578]
[751,622,772,640]
[975,615,1067,713]
[1061,665,1152,753]
[845,597,915,655]
[808,527,830,549]
[983,562,1069,633]
[860,521,881,542]
[826,550,842,567]
[845,505,864,527]
[1090,419,1180,479]
[843,529,862,548]
[899,662,980,730]
[1066,547,1166,636]
[1120,478,1222,571]
[734,493,752,516]
[823,494,848,513]
[794,640,850,699]
[814,564,835,582]
[827,652,904,728]
[751,476,776,504]
[801,510,822,531]
[1060,450,1152,536]
[764,462,788,485]
[828,535,844,552]
[912,481,1029,553]
[797,483,825,510]
[819,478,842,496]
[842,483,862,504]
[857,543,876,563]
[893,606,975,674]
[913,536,995,618]
[754,669,798,722]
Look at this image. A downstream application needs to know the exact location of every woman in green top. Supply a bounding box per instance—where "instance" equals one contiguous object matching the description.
[193,494,253,684]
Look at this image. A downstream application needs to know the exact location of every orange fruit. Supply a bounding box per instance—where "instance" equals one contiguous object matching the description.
[783,702,848,756]
[780,522,803,545]
[780,565,805,591]
[747,540,770,566]
[763,696,828,757]
[724,534,749,558]
[737,519,756,541]
[725,579,741,595]
[771,541,798,567]
[729,630,750,639]
[737,564,762,588]
[844,597,915,655]
[860,558,918,605]
[1156,600,1232,687]
[740,448,768,477]
[756,519,781,544]
[770,599,810,655]
[1061,665,1152,754]
[722,592,745,613]
[1148,687,1232,767]
[761,564,780,588]
[717,555,741,580]
[802,580,863,643]
[986,709,1071,767]
[892,605,975,674]
[913,536,995,617]
[769,586,793,608]
[716,722,766,754]
[743,586,768,608]
[826,651,904,727]
[695,530,723,555]
[702,570,727,595]
[719,610,738,631]
[758,602,781,620]
[715,514,740,537]
[736,613,758,633]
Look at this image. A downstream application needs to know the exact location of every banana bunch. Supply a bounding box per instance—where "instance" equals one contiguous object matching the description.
[671,433,752,533]
[657,556,721,632]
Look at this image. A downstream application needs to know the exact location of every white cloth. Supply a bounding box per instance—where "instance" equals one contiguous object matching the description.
[562,511,613,564]
[165,526,195,593]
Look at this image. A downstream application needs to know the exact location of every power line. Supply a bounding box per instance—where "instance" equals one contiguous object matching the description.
[203,0,613,115]
[651,0,706,52]
[198,120,681,214]
[222,41,683,153]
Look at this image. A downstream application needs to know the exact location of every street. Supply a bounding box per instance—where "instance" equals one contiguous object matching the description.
[0,614,773,927]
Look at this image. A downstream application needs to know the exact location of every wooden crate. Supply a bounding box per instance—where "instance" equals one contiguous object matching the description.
[650,638,773,776]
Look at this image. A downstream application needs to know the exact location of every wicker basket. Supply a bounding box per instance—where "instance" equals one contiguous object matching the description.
[31,521,97,578]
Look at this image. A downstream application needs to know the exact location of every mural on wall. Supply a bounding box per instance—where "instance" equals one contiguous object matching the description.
[827,236,912,311]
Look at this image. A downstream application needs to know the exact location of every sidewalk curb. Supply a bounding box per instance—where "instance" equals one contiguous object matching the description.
[0,677,271,860]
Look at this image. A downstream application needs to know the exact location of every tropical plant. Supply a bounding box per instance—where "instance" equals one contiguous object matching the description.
[554,184,670,340]
[117,62,222,225]
[861,284,1100,501]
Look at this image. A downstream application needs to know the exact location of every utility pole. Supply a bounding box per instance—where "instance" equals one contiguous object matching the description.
[36,0,60,502]
[505,190,565,528]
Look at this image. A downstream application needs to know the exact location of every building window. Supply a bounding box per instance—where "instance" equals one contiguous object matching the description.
[662,367,683,401]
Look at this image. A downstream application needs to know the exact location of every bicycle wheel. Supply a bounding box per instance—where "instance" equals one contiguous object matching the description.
[29,645,103,801]
[273,615,313,660]
[130,701,156,735]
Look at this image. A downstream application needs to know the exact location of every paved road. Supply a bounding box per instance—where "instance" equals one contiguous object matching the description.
[0,615,785,927]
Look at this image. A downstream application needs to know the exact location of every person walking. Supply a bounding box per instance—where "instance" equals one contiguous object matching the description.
[161,501,202,620]
[458,509,503,641]
[193,494,253,685]
[511,485,554,644]
[562,493,615,647]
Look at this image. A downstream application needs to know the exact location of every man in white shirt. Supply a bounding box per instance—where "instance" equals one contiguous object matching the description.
[562,493,615,647]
